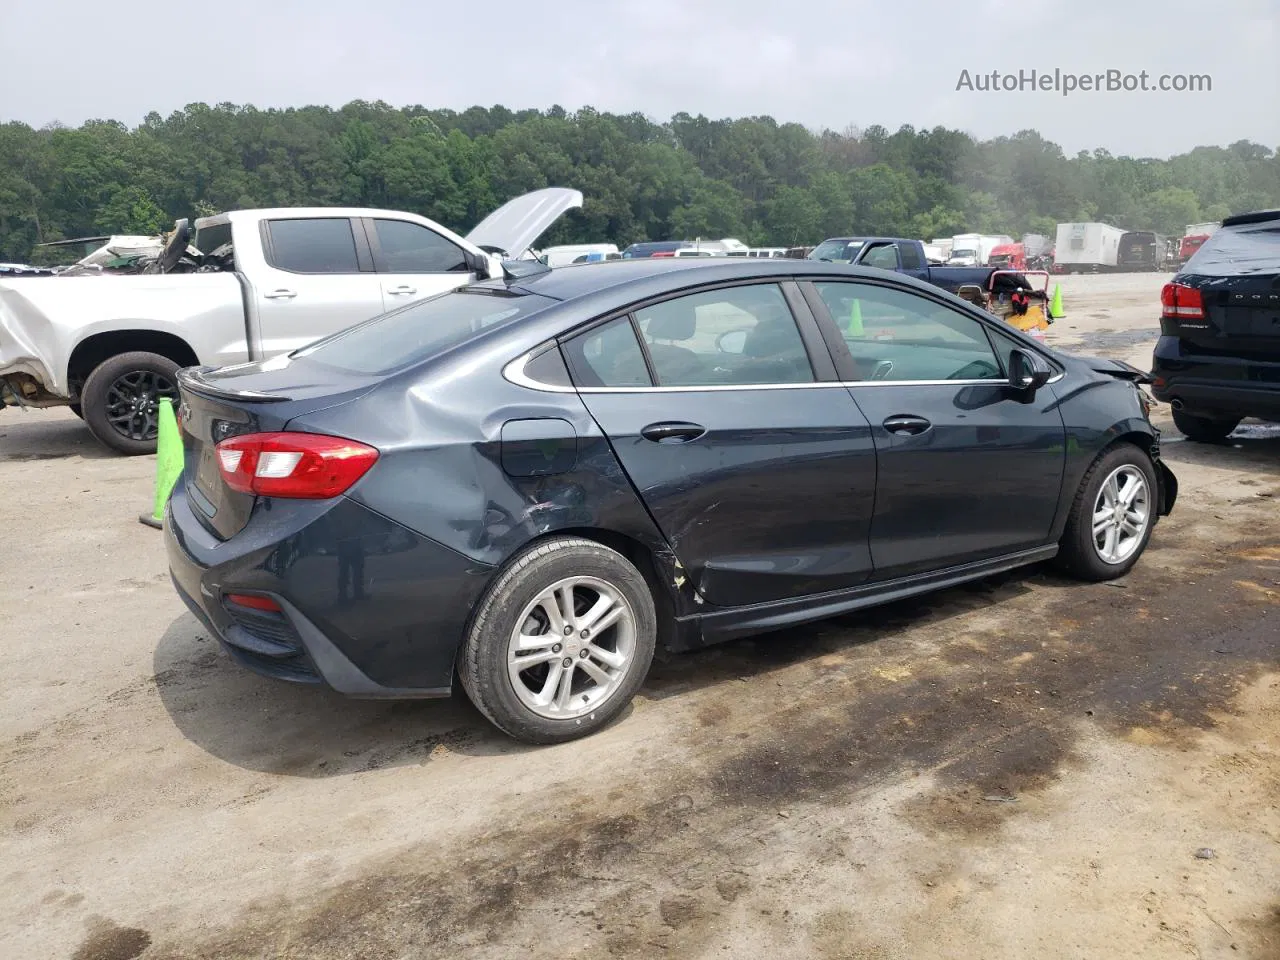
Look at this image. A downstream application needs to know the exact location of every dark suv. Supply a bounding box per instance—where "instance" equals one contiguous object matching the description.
[1152,210,1280,441]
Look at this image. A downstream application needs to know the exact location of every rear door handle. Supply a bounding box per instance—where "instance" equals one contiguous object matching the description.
[641,421,706,443]
[386,285,417,296]
[264,288,296,300]
[882,415,931,436]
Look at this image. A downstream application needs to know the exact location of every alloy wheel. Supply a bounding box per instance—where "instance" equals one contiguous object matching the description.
[507,576,637,720]
[1091,465,1150,565]
[104,371,178,442]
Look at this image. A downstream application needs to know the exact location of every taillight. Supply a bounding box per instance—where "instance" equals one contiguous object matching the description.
[214,432,379,499]
[1161,282,1204,320]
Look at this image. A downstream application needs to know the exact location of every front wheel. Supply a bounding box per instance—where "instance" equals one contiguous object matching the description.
[1056,445,1158,581]
[81,351,181,455]
[1171,408,1239,443]
[459,537,657,744]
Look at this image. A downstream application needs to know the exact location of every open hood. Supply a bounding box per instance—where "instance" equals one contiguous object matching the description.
[465,187,583,260]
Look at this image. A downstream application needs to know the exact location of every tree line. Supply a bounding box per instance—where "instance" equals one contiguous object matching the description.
[1,101,1277,263]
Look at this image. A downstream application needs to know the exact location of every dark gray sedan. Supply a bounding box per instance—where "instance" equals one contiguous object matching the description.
[166,258,1176,743]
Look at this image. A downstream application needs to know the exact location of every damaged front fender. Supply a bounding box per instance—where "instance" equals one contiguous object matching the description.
[0,281,64,406]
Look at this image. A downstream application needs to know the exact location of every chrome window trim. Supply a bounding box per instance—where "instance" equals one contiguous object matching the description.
[503,350,1063,393]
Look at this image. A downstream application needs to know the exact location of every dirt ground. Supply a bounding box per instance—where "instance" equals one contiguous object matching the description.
[2,272,1278,960]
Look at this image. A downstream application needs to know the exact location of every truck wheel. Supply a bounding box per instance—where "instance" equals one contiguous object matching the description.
[1171,409,1239,443]
[81,351,181,456]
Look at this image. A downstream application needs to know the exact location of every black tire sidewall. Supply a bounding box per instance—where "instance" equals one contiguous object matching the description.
[1064,446,1158,580]
[460,538,657,744]
[1171,408,1239,443]
[81,351,181,456]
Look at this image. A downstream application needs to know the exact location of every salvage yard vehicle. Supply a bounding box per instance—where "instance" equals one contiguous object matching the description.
[0,188,582,454]
[953,269,1056,342]
[1152,208,1280,441]
[166,257,1176,744]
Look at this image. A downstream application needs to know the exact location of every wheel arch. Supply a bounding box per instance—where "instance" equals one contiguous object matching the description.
[67,330,199,396]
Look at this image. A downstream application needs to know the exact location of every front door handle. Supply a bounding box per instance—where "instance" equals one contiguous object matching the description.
[882,415,931,436]
[386,285,417,296]
[641,421,706,443]
[264,288,296,300]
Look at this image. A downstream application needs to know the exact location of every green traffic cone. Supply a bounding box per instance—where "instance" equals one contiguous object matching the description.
[1049,284,1064,320]
[847,298,864,337]
[139,397,183,529]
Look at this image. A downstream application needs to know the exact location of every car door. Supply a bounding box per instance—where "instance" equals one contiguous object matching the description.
[561,281,878,608]
[805,279,1066,580]
[362,217,478,310]
[253,216,387,356]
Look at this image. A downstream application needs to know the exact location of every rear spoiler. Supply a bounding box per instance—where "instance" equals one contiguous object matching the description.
[177,366,290,402]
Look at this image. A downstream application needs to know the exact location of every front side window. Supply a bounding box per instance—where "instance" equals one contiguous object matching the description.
[813,281,1002,382]
[861,243,900,270]
[634,284,814,387]
[372,219,469,273]
[267,218,359,274]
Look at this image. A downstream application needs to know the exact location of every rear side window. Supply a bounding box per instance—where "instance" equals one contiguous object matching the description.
[634,284,814,386]
[1183,223,1280,276]
[295,289,554,375]
[371,219,468,273]
[267,218,359,273]
[563,317,653,387]
[899,242,923,269]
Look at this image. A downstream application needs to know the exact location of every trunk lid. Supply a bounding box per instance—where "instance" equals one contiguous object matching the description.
[464,187,583,259]
[177,355,379,540]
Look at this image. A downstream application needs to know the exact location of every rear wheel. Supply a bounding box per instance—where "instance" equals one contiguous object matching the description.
[459,537,657,744]
[1056,445,1157,581]
[81,351,180,455]
[1171,408,1239,443]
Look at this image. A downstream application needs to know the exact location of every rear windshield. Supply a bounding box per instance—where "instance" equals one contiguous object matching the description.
[1183,223,1280,276]
[295,288,554,375]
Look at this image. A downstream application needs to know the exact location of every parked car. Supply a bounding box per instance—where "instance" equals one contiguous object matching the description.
[0,188,582,454]
[541,243,619,267]
[1152,209,1280,441]
[166,257,1175,744]
[620,241,689,259]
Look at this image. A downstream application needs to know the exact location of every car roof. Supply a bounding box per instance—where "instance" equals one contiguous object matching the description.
[1221,209,1280,228]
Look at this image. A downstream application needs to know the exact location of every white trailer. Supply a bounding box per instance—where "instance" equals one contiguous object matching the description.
[1054,222,1125,272]
[1184,222,1220,237]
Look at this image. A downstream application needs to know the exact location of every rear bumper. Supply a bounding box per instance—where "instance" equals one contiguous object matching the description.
[165,482,494,697]
[1151,336,1280,419]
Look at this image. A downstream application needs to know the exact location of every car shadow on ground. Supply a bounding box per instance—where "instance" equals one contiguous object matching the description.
[153,569,1042,778]
[1157,420,1280,477]
[0,409,112,460]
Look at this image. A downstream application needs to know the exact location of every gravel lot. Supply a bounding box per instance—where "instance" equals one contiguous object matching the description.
[2,272,1278,959]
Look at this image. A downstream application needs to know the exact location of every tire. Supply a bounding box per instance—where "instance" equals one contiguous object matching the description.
[80,351,181,455]
[69,403,83,419]
[1056,444,1158,582]
[459,537,657,744]
[1171,408,1239,443]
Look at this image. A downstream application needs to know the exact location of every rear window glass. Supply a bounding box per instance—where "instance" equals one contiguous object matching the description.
[193,221,232,256]
[1183,224,1280,276]
[295,288,554,375]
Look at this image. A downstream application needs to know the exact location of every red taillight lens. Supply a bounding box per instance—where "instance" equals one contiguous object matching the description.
[1161,282,1204,320]
[225,593,282,613]
[214,432,379,499]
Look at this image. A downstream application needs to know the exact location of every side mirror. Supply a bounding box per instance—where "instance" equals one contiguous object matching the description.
[716,329,748,354]
[1009,348,1052,394]
[465,249,495,279]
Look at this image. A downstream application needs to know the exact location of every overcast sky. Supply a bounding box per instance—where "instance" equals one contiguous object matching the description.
[2,0,1275,157]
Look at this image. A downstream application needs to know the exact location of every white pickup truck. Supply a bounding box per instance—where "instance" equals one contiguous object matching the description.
[0,187,581,453]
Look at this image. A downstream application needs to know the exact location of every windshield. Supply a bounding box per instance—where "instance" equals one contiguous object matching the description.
[295,288,555,375]
[1182,224,1280,276]
[809,239,863,262]
[951,248,978,259]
